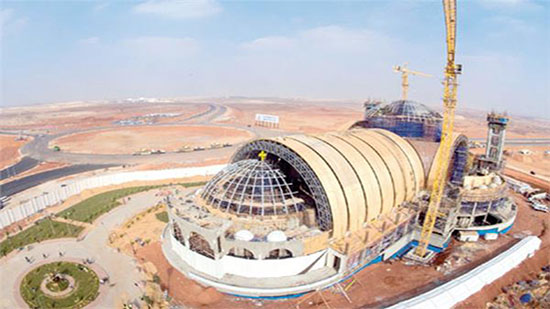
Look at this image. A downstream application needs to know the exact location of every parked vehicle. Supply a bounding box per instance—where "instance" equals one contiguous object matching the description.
[530,202,549,213]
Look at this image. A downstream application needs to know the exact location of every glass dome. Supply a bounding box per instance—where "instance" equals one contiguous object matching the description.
[376,100,442,120]
[200,159,304,216]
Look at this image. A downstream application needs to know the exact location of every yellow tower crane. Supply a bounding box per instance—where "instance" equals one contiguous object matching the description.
[415,0,462,258]
[393,63,432,101]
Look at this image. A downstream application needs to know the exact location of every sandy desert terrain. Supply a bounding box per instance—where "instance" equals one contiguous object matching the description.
[470,146,550,182]
[215,101,363,133]
[0,134,31,170]
[0,101,209,133]
[49,125,254,155]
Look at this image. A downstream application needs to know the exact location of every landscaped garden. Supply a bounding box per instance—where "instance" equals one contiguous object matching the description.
[0,219,83,257]
[57,182,206,223]
[1,182,207,257]
[57,185,160,223]
[20,261,100,309]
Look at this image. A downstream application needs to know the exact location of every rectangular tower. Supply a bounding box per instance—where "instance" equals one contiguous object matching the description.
[482,112,509,171]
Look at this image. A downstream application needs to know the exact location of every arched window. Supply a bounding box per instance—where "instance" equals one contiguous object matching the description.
[189,232,215,259]
[172,223,185,246]
[266,248,293,259]
[228,248,256,259]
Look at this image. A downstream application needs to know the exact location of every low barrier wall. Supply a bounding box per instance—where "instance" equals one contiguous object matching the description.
[388,236,541,309]
[0,165,226,229]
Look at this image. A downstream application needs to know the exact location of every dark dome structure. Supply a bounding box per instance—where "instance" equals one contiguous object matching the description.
[378,100,442,119]
[200,159,304,216]
[352,100,443,141]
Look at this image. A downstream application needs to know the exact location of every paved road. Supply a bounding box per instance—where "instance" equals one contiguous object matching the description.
[469,138,550,146]
[18,103,238,164]
[16,103,280,166]
[0,164,115,197]
[0,157,40,181]
[0,188,169,309]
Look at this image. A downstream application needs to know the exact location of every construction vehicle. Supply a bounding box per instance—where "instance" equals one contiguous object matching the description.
[393,63,432,100]
[177,145,193,153]
[415,0,462,258]
[210,142,223,149]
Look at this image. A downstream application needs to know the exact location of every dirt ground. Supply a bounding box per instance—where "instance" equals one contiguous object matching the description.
[109,203,168,256]
[456,192,550,308]
[0,102,209,133]
[215,102,363,134]
[450,108,550,140]
[469,146,550,185]
[49,125,254,155]
[128,187,549,309]
[0,134,31,170]
[503,146,550,179]
[215,100,550,139]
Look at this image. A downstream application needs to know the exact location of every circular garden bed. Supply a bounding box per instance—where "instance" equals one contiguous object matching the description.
[20,261,100,309]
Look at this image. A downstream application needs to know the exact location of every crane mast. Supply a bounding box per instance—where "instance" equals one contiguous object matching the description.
[393,63,432,101]
[415,0,461,257]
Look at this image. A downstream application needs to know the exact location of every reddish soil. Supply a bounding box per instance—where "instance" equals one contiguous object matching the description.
[133,158,229,171]
[456,192,550,308]
[503,146,550,179]
[136,242,228,308]
[0,135,31,170]
[452,109,550,140]
[503,168,550,192]
[133,190,548,309]
[217,102,362,134]
[470,146,550,187]
[50,125,254,155]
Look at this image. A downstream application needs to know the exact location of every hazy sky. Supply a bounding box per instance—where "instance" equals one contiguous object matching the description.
[1,0,549,118]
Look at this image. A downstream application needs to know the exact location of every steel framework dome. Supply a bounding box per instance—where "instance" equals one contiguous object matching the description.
[200,159,304,216]
[352,100,443,141]
[376,100,442,120]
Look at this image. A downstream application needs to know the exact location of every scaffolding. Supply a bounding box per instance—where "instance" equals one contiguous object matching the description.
[353,100,443,142]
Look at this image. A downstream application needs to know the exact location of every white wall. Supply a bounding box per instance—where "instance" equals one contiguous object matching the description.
[389,236,541,309]
[0,165,226,229]
[170,232,328,279]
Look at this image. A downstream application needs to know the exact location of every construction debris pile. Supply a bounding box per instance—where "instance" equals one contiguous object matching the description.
[487,265,550,308]
[434,241,484,275]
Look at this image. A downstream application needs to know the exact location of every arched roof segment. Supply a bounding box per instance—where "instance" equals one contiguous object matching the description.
[232,128,425,238]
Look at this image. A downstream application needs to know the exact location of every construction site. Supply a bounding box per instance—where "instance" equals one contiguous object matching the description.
[162,92,517,299]
[1,1,549,308]
[159,0,545,306]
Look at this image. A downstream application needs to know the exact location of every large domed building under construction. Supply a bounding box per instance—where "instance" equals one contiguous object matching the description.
[162,101,516,298]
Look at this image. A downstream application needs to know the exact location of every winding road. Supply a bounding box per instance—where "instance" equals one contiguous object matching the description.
[14,103,281,166]
[0,103,282,197]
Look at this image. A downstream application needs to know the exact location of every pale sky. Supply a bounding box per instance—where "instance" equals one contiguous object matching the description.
[1,0,549,118]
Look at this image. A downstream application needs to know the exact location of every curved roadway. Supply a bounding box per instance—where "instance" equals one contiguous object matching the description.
[17,103,281,166]
[0,188,171,309]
